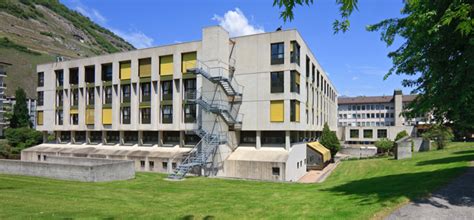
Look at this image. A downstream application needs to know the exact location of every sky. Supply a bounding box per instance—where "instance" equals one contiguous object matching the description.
[61,0,413,97]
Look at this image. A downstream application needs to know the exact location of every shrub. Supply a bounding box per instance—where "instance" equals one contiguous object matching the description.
[320,122,340,161]
[5,127,43,150]
[374,138,394,154]
[422,124,454,150]
[395,130,409,141]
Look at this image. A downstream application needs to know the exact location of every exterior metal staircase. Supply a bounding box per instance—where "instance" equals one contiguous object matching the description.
[168,60,242,180]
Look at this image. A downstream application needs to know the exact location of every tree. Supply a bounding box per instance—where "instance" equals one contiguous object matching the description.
[320,122,340,161]
[422,124,454,150]
[9,88,32,128]
[395,130,409,142]
[273,0,474,133]
[5,127,42,149]
[374,138,394,155]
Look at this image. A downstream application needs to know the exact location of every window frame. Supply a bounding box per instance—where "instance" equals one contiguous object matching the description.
[271,42,284,65]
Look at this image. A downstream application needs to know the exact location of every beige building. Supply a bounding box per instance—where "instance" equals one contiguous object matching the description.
[30,26,337,182]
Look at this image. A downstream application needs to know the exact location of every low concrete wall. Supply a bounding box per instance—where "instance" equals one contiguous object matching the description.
[412,138,431,152]
[0,156,135,182]
[340,146,377,158]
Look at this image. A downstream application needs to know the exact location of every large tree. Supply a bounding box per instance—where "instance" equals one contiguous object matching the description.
[274,0,474,132]
[320,122,341,160]
[10,88,32,128]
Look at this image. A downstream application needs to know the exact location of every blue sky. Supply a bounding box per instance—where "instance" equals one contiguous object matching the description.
[62,0,413,97]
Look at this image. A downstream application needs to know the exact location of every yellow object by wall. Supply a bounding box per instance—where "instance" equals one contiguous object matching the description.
[181,52,197,73]
[102,108,112,124]
[270,100,284,122]
[295,101,300,122]
[86,109,94,125]
[295,71,300,85]
[160,55,173,76]
[37,111,43,125]
[69,109,78,114]
[120,61,131,80]
[139,58,151,77]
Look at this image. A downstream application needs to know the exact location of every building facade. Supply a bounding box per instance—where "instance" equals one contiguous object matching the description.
[337,90,432,146]
[30,26,337,181]
[0,62,10,137]
[3,96,37,128]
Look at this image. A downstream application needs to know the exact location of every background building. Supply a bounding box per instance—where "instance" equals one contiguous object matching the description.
[3,96,37,128]
[337,90,432,146]
[27,26,338,182]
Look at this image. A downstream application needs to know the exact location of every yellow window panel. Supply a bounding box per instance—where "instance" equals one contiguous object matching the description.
[270,100,284,122]
[37,111,43,125]
[70,109,78,114]
[160,55,173,76]
[86,109,94,125]
[120,61,131,80]
[102,108,112,125]
[139,58,151,77]
[295,101,300,122]
[181,52,197,73]
[295,72,300,85]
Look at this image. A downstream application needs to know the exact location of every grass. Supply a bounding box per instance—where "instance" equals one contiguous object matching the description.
[0,142,473,219]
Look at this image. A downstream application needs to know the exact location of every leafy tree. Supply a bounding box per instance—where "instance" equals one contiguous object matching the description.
[5,127,42,149]
[374,138,394,155]
[422,124,454,150]
[9,88,31,128]
[320,122,340,161]
[395,130,409,142]
[273,0,474,133]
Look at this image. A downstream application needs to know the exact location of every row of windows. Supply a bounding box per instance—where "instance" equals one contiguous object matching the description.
[270,100,300,123]
[339,121,395,127]
[350,129,388,139]
[38,52,197,88]
[339,113,395,119]
[340,104,394,111]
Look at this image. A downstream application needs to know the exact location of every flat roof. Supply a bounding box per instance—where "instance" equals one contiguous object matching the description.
[338,94,417,104]
[226,147,288,163]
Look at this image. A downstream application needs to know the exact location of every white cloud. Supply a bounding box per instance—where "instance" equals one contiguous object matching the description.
[72,1,154,49]
[352,76,359,80]
[213,8,264,37]
[110,28,154,49]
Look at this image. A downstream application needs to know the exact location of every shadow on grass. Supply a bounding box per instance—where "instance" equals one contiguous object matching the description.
[324,167,472,207]
[416,154,474,166]
[453,149,474,155]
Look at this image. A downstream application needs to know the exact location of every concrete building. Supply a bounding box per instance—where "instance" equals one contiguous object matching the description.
[3,96,37,128]
[0,62,10,137]
[337,90,432,146]
[31,26,337,182]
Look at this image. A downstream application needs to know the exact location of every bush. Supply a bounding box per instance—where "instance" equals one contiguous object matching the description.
[395,130,409,141]
[422,124,454,150]
[5,127,43,150]
[320,122,340,161]
[374,138,394,154]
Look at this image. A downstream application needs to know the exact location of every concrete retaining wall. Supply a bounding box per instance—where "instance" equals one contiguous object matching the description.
[340,146,377,158]
[395,137,412,160]
[0,156,135,182]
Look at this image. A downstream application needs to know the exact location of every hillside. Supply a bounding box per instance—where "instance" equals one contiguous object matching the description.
[0,0,135,98]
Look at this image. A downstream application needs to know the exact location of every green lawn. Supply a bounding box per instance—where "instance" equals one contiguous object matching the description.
[0,142,473,219]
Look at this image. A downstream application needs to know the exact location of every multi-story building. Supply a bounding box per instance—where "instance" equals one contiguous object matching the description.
[27,26,338,181]
[0,62,10,137]
[337,90,432,146]
[3,96,37,128]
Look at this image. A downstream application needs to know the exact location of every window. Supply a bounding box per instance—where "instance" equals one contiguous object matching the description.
[149,161,154,170]
[290,41,300,65]
[143,131,158,144]
[121,107,130,124]
[38,72,44,87]
[316,70,320,87]
[56,91,63,106]
[290,71,300,93]
[162,162,168,170]
[305,56,310,77]
[270,71,284,93]
[56,110,63,125]
[272,167,280,176]
[240,131,256,144]
[377,129,388,138]
[139,58,151,77]
[55,70,63,86]
[85,65,95,83]
[70,113,78,125]
[181,52,197,73]
[290,100,300,122]
[363,129,373,138]
[106,131,119,143]
[270,100,284,122]
[161,81,173,100]
[71,89,78,106]
[271,42,284,65]
[172,163,177,169]
[69,68,79,85]
[160,55,173,76]
[162,105,172,123]
[350,129,359,138]
[184,79,196,99]
[104,86,112,104]
[101,63,113,81]
[141,108,151,124]
[37,111,43,125]
[184,104,196,123]
[37,91,44,106]
[140,161,145,168]
[123,131,137,144]
[121,84,131,103]
[141,83,151,102]
[119,61,131,80]
[87,88,94,105]
[261,131,285,145]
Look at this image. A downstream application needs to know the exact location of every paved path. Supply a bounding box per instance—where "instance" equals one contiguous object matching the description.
[298,161,340,183]
[386,162,474,220]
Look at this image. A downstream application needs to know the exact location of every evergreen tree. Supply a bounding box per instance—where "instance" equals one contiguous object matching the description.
[320,122,340,161]
[10,88,31,128]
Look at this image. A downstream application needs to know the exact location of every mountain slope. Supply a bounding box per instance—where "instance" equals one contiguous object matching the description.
[0,0,135,98]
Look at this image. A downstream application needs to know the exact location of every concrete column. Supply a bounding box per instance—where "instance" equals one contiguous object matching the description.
[138,130,143,146]
[179,131,184,148]
[102,130,107,144]
[85,131,90,144]
[119,130,124,145]
[158,130,164,147]
[394,90,403,126]
[285,130,291,151]
[42,131,48,143]
[71,130,76,144]
[256,130,261,149]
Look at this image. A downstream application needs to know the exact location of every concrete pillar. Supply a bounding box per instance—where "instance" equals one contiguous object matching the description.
[158,130,164,147]
[179,131,184,148]
[71,130,76,144]
[285,130,291,151]
[119,130,124,145]
[256,131,261,149]
[394,90,403,126]
[42,131,48,143]
[138,130,143,146]
[86,131,90,144]
[102,130,107,144]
